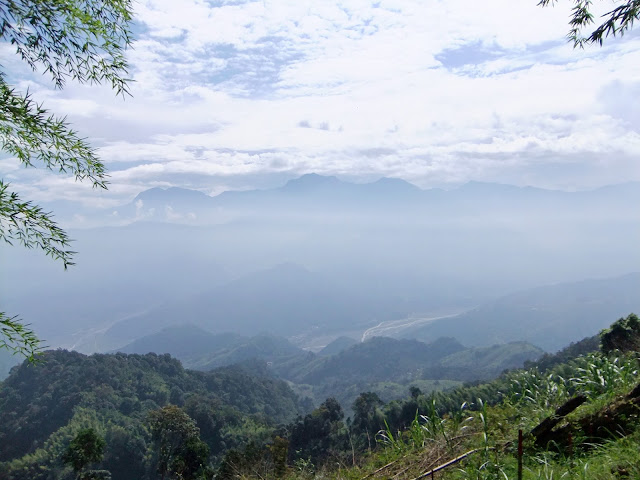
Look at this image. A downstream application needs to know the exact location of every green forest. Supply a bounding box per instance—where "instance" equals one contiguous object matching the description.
[1,314,638,479]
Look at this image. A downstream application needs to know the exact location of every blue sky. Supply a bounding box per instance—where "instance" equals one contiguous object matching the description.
[1,0,639,208]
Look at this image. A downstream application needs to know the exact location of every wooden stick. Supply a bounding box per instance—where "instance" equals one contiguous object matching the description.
[517,429,523,480]
[410,447,494,480]
[360,455,406,479]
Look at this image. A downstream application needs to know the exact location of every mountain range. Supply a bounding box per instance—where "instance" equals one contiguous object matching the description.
[29,174,640,227]
[1,174,638,359]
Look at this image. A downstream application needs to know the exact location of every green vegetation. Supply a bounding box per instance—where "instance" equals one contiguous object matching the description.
[1,314,638,479]
[524,333,600,373]
[148,405,210,480]
[0,351,305,479]
[314,313,640,480]
[601,313,640,354]
[211,346,637,479]
[277,336,542,412]
[62,428,105,478]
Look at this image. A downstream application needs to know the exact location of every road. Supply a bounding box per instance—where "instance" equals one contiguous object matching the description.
[360,312,462,342]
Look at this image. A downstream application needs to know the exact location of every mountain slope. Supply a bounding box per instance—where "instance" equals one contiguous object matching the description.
[405,273,640,351]
[115,325,306,372]
[115,325,244,357]
[317,336,358,356]
[433,341,545,381]
[188,335,305,371]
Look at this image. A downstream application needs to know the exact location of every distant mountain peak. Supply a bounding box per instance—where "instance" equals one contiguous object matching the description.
[281,173,342,191]
[457,181,547,194]
[134,186,210,202]
[369,177,421,192]
[459,181,518,190]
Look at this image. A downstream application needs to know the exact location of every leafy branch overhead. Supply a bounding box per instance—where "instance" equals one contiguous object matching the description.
[0,0,134,358]
[0,0,133,92]
[540,0,640,46]
[0,312,42,360]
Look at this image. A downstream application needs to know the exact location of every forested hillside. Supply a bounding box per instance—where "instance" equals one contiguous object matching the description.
[0,351,306,479]
[1,314,637,479]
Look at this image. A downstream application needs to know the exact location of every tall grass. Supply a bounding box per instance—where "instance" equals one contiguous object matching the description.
[367,350,640,480]
[377,398,473,454]
[568,353,639,398]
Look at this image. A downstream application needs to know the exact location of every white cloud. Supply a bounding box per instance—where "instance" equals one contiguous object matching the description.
[1,0,639,207]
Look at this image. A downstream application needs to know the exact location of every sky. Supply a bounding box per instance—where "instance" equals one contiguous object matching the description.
[1,0,640,208]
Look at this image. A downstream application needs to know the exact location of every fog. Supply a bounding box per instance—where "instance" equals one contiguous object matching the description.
[2,175,639,353]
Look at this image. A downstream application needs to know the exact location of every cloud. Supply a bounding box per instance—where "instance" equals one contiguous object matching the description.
[2,0,639,207]
[598,80,640,130]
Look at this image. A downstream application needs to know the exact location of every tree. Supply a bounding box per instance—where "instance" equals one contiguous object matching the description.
[148,405,210,480]
[600,313,640,354]
[0,0,133,358]
[62,428,106,479]
[409,385,423,399]
[288,397,349,465]
[269,436,289,478]
[351,392,385,450]
[539,0,640,46]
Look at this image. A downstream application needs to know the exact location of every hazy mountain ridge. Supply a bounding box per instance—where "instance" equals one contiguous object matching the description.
[404,272,640,351]
[317,336,358,356]
[80,270,640,356]
[114,325,245,358]
[114,324,543,400]
[112,176,640,224]
[28,175,640,227]
[115,325,306,372]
